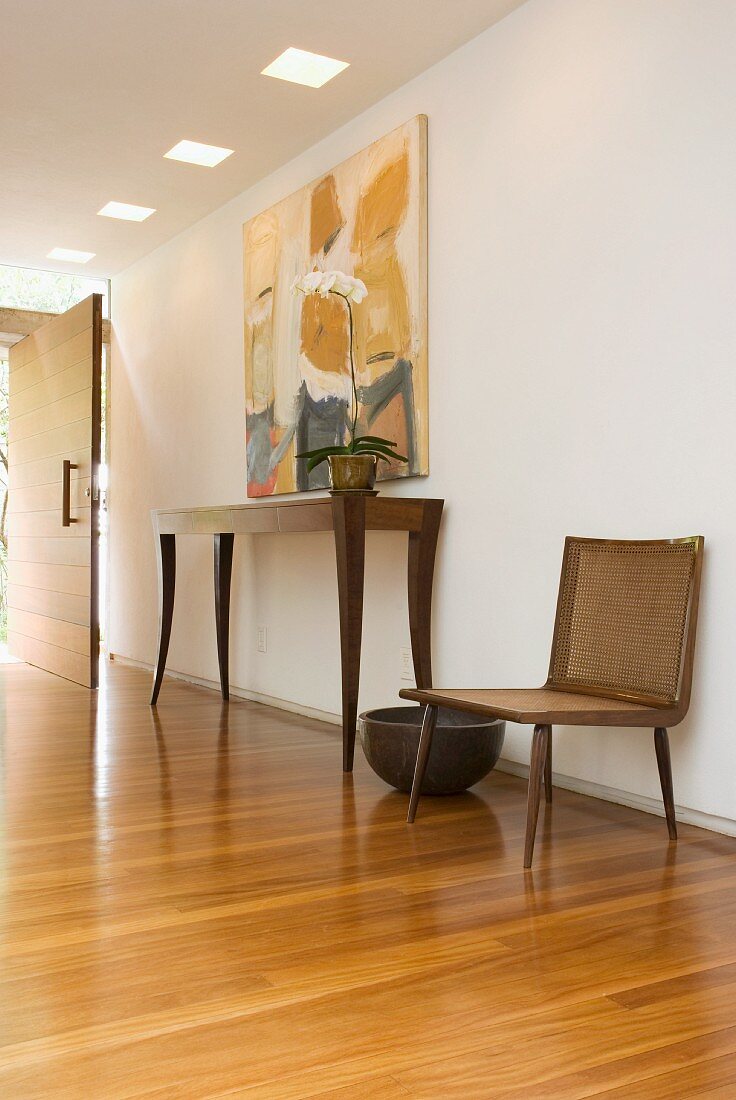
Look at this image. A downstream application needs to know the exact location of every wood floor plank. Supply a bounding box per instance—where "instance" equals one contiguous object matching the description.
[1,662,735,1099]
[295,1079,410,1099]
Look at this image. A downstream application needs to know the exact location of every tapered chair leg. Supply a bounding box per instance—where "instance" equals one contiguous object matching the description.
[407,705,439,824]
[544,730,553,803]
[654,727,677,840]
[524,724,550,868]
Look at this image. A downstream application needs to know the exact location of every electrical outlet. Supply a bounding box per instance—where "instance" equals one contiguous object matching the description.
[257,625,267,653]
[400,646,414,681]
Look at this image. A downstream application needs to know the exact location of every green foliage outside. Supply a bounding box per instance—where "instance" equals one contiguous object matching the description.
[0,265,106,314]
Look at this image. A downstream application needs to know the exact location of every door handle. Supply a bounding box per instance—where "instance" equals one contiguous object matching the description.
[62,459,78,527]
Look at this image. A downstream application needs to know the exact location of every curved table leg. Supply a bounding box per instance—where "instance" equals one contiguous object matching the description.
[407,499,443,688]
[332,494,366,772]
[150,533,176,705]
[214,533,234,701]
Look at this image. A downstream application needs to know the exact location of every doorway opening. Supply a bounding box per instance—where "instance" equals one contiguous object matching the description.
[0,264,110,668]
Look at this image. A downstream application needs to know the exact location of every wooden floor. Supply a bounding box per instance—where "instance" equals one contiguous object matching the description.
[1,664,736,1098]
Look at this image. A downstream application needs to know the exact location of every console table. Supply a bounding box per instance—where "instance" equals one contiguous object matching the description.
[150,494,444,771]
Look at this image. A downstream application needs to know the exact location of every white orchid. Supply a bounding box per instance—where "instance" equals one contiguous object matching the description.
[291,266,407,475]
[291,269,368,303]
[332,272,368,302]
[291,271,324,296]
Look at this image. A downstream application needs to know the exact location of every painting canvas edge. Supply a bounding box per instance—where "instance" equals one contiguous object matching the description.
[243,115,429,497]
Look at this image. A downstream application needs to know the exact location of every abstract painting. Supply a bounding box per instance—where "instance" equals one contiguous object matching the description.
[243,115,428,496]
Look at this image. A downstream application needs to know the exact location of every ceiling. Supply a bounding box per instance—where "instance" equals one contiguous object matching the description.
[1,0,526,279]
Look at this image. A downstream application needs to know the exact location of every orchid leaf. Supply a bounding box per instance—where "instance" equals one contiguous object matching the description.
[295,444,350,474]
[352,435,398,448]
[296,445,349,460]
[353,441,408,464]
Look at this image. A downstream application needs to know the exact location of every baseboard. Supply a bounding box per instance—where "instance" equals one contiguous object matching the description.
[109,653,343,727]
[110,653,736,839]
[495,758,736,838]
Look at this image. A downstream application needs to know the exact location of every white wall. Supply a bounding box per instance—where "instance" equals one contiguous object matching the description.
[110,0,736,827]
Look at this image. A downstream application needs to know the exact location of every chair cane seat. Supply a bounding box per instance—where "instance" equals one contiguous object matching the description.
[399,686,677,727]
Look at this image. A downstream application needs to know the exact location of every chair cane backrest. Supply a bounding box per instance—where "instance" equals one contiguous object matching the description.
[547,537,704,710]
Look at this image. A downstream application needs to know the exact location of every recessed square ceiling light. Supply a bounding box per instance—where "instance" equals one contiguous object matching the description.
[261,47,349,89]
[98,201,156,222]
[164,139,234,167]
[47,247,95,264]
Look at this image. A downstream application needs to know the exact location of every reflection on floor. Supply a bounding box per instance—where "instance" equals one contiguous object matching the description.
[1,661,736,1098]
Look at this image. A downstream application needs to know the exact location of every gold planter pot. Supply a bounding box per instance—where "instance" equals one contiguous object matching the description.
[328,453,377,492]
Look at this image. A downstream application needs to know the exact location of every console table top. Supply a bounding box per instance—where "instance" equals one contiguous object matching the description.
[152,494,443,535]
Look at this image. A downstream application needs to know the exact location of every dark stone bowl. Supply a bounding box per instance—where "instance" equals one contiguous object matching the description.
[358,706,505,795]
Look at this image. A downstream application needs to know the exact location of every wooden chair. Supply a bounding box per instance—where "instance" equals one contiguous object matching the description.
[400,536,704,868]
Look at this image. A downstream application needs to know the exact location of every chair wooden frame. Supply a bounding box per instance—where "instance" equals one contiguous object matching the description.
[400,536,704,868]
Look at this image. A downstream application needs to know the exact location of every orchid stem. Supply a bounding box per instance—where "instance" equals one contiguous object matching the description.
[334,291,359,450]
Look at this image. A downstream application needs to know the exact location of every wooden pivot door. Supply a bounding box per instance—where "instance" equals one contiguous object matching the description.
[7,295,103,687]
